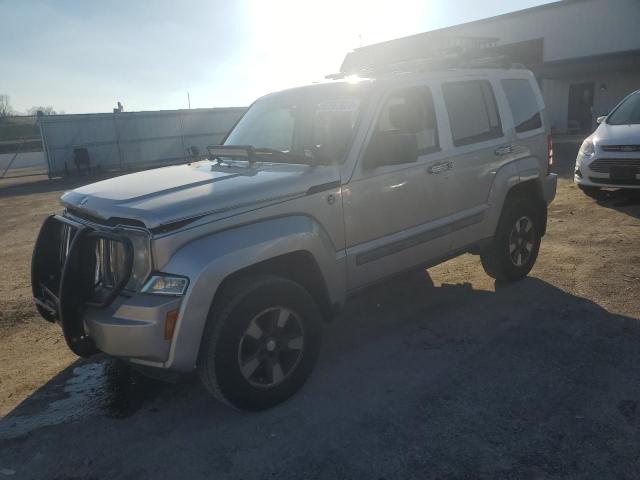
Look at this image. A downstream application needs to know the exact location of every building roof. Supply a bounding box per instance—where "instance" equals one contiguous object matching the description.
[341,0,640,71]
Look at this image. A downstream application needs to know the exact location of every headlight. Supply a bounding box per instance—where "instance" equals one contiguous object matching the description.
[126,230,152,291]
[141,274,189,296]
[579,138,595,158]
[93,230,151,293]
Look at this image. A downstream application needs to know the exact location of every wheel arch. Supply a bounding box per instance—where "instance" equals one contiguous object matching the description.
[211,250,337,323]
[160,215,344,371]
[485,159,548,238]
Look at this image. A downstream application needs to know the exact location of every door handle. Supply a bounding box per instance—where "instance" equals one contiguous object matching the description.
[428,161,453,174]
[494,145,515,156]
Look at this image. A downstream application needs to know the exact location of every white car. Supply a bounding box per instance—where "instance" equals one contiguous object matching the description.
[575,89,640,195]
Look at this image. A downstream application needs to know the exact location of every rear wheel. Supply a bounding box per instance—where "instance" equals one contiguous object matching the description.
[481,198,542,282]
[198,275,322,411]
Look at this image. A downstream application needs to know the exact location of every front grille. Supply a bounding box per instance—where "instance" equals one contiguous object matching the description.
[589,158,640,173]
[601,145,640,152]
[589,177,640,186]
[33,215,138,321]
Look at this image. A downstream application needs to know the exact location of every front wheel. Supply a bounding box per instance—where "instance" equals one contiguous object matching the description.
[198,275,322,411]
[481,198,543,282]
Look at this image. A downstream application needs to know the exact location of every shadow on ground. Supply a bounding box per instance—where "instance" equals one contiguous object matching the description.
[594,189,640,219]
[2,270,640,479]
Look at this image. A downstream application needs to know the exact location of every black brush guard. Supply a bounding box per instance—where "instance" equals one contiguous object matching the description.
[31,215,134,357]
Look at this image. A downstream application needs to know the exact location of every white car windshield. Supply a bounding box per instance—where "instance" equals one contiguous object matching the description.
[607,92,640,125]
[224,83,369,164]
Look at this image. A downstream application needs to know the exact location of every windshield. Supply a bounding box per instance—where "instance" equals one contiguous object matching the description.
[224,83,369,164]
[607,91,640,125]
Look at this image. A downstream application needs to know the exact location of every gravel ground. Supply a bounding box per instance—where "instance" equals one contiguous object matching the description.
[1,151,639,479]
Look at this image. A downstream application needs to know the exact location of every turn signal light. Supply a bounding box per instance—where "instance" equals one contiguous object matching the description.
[164,309,179,340]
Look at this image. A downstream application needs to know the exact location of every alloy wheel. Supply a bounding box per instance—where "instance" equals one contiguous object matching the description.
[508,216,535,267]
[237,307,305,388]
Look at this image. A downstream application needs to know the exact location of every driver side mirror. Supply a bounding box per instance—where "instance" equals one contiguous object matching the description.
[363,131,418,169]
[596,115,607,124]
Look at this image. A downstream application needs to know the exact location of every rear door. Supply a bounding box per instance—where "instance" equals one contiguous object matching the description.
[437,77,514,249]
[498,75,547,174]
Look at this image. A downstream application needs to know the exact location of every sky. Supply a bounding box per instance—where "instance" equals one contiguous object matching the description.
[0,0,556,114]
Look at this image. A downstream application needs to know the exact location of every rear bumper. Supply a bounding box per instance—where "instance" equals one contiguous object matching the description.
[84,294,182,364]
[543,173,558,204]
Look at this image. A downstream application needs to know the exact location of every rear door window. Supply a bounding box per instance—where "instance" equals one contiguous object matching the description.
[501,79,542,133]
[442,80,503,146]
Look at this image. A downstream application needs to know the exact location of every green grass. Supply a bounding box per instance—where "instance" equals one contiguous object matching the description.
[0,117,42,153]
[0,116,40,142]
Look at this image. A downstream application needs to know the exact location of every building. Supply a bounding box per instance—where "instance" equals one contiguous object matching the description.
[341,0,640,134]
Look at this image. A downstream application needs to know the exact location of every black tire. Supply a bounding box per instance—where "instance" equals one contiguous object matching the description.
[578,185,601,198]
[198,274,322,411]
[481,198,543,282]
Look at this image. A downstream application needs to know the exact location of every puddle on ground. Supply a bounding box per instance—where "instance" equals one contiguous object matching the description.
[0,360,166,440]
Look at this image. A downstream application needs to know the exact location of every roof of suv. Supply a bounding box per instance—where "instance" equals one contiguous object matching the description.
[263,67,535,99]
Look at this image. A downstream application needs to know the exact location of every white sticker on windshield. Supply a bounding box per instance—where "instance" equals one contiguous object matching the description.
[316,99,360,113]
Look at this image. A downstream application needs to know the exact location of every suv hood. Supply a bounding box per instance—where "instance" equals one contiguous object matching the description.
[61,161,339,229]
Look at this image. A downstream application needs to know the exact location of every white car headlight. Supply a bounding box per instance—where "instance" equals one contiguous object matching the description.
[579,138,595,158]
[142,274,189,296]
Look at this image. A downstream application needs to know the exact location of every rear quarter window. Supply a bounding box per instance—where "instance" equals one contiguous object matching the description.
[501,79,542,133]
[442,80,503,147]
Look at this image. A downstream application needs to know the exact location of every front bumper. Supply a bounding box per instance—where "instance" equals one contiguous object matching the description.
[84,293,181,364]
[31,214,180,366]
[574,155,640,189]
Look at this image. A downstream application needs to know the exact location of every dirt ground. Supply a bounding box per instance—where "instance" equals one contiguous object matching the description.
[0,174,120,416]
[1,154,640,478]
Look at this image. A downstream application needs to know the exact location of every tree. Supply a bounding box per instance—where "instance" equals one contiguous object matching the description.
[27,106,58,116]
[0,94,12,117]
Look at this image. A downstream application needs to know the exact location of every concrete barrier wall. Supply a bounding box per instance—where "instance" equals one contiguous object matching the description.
[39,107,246,177]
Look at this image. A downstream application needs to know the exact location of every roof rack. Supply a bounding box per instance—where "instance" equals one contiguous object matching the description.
[328,35,517,79]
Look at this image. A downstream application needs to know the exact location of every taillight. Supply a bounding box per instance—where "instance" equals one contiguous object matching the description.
[547,135,554,174]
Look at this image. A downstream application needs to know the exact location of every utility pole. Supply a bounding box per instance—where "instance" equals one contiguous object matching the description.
[187,92,191,109]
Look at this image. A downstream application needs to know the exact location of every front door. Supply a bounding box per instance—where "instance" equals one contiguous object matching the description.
[343,84,451,290]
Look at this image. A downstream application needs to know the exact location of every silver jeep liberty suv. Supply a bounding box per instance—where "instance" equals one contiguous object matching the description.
[32,61,557,410]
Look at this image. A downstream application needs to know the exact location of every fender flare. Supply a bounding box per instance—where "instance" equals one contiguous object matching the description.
[483,157,544,238]
[160,214,344,371]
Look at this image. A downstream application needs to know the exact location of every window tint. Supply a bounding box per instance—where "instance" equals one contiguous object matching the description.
[312,98,361,162]
[501,79,542,133]
[442,80,503,146]
[607,91,640,125]
[377,87,439,155]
